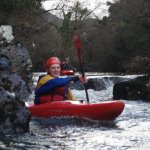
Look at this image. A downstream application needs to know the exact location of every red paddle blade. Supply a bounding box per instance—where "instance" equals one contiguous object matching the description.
[74,35,83,63]
[74,35,82,50]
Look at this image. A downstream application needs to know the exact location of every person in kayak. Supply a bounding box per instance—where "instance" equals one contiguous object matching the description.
[34,57,87,104]
[61,57,76,71]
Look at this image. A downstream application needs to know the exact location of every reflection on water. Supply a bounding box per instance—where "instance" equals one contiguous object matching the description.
[0,73,150,150]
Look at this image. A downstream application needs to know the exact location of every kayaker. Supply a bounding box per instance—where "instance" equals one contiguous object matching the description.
[61,57,76,71]
[34,57,87,104]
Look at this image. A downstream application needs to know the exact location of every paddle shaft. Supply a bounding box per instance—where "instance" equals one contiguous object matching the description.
[74,35,89,103]
[79,62,89,103]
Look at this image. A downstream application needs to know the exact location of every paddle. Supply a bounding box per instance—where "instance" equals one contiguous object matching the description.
[74,35,90,103]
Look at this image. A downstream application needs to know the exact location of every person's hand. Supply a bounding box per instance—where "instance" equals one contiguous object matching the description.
[79,75,88,84]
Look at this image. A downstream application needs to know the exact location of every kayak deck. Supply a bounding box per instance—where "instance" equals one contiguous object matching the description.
[26,100,125,121]
[60,70,75,76]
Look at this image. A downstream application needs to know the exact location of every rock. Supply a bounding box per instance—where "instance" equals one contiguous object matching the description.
[113,76,150,101]
[1,43,33,92]
[0,73,31,100]
[0,54,11,72]
[72,76,133,91]
[87,78,106,91]
[0,87,31,134]
[0,27,33,134]
[72,78,106,91]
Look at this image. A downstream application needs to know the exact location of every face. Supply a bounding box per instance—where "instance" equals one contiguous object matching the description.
[48,64,60,77]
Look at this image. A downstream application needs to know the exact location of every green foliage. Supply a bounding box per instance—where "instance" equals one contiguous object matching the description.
[0,0,42,12]
[1,0,149,73]
[104,0,150,73]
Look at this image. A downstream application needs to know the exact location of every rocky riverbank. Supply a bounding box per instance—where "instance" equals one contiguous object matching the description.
[0,25,33,134]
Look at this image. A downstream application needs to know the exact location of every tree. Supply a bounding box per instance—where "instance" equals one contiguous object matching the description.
[58,1,94,58]
[97,0,150,73]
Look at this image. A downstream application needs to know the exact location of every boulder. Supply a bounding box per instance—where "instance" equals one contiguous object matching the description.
[1,43,33,93]
[72,78,106,91]
[0,27,32,134]
[113,76,150,101]
[0,87,30,134]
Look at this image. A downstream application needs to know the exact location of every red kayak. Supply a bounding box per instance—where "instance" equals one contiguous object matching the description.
[60,70,75,76]
[26,100,125,121]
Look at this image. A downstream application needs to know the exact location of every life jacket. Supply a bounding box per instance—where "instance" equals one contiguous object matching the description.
[39,86,67,104]
[34,74,75,105]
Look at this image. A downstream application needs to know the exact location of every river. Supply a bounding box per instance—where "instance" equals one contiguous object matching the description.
[0,73,150,150]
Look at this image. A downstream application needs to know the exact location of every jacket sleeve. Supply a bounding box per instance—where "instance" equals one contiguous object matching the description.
[35,76,79,97]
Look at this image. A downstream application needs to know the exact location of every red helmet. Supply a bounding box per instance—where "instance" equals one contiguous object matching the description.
[45,57,60,70]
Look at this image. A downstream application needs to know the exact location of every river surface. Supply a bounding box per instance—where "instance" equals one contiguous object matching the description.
[0,73,150,150]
